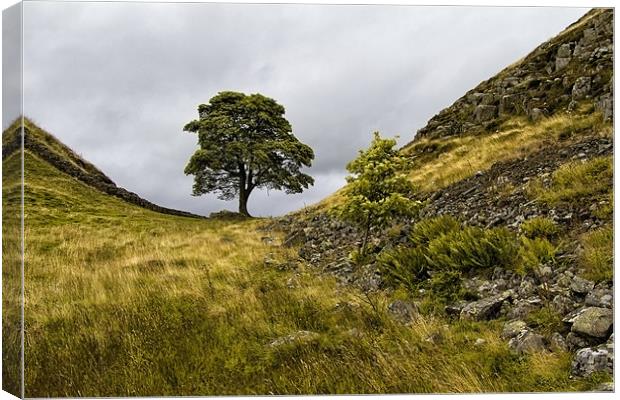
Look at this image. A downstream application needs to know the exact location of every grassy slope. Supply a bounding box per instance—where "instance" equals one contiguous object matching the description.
[1,125,605,395]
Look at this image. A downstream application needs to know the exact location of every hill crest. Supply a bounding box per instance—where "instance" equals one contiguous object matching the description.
[2,118,203,218]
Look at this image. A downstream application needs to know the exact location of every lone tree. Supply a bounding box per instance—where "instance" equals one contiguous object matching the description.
[183,91,314,216]
[336,132,421,257]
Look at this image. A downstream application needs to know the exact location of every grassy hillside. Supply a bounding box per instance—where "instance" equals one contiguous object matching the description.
[1,120,607,396]
[3,9,613,396]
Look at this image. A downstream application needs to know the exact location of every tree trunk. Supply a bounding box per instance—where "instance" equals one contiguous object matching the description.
[360,215,372,257]
[238,189,251,217]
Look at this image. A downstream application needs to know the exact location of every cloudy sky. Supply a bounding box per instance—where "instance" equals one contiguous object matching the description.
[7,1,588,216]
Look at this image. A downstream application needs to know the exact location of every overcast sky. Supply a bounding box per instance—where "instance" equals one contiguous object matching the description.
[6,2,588,216]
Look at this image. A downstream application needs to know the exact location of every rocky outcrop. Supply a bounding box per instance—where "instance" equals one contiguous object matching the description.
[409,9,613,142]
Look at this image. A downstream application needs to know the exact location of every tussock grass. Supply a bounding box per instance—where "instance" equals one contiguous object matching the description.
[527,156,613,207]
[405,111,609,192]
[579,225,613,283]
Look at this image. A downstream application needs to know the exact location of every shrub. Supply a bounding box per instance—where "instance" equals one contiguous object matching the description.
[378,246,429,291]
[409,214,461,246]
[520,217,561,240]
[517,236,558,275]
[426,226,518,272]
[579,226,613,282]
[335,132,421,257]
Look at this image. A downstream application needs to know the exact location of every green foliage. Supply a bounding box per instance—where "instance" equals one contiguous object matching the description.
[426,226,518,272]
[184,91,314,215]
[335,132,421,256]
[380,216,517,308]
[520,217,561,240]
[528,156,612,207]
[377,246,429,291]
[517,237,558,275]
[409,214,461,246]
[579,226,613,282]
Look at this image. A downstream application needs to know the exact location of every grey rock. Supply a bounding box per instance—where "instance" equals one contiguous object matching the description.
[552,294,577,316]
[529,108,545,122]
[571,307,613,338]
[501,320,528,339]
[572,76,592,100]
[509,330,547,355]
[499,94,523,115]
[507,297,543,320]
[570,276,594,295]
[460,292,512,321]
[474,338,487,347]
[596,92,613,121]
[550,332,568,352]
[388,300,419,324]
[585,285,613,309]
[593,382,614,392]
[555,57,571,71]
[474,105,498,122]
[571,342,613,377]
[557,43,572,58]
[566,332,596,351]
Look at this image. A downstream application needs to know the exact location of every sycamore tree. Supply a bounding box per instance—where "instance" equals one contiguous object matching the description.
[336,132,421,257]
[183,91,314,216]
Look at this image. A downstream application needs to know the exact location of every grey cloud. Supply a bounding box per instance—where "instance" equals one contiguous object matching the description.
[16,2,587,216]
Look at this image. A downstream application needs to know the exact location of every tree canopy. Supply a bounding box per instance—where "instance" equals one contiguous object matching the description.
[183,91,314,216]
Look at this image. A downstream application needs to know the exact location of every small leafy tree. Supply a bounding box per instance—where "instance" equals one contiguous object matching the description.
[336,132,421,258]
[183,91,314,216]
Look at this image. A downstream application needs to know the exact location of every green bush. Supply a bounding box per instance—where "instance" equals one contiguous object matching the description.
[520,217,561,240]
[409,215,461,246]
[580,226,613,282]
[517,236,558,275]
[378,246,429,291]
[426,226,518,272]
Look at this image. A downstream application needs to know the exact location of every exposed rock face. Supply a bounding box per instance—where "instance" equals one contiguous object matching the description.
[411,9,613,142]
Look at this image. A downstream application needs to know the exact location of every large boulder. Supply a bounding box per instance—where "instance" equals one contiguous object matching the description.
[509,330,547,355]
[570,307,613,338]
[571,336,614,377]
[460,292,512,321]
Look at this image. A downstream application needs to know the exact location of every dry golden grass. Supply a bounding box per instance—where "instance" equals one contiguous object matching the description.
[405,110,609,192]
